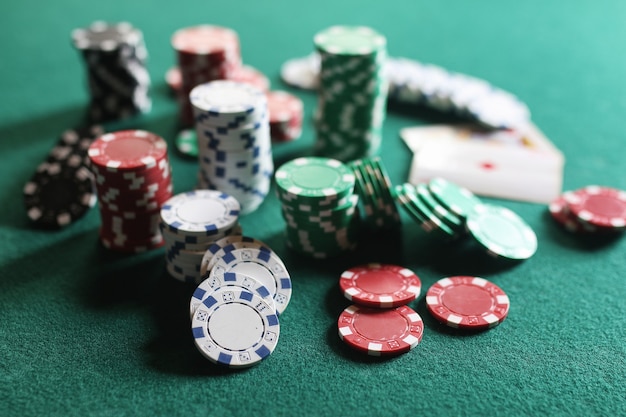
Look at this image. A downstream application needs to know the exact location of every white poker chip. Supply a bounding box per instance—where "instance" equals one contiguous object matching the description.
[191,286,280,368]
[189,271,275,319]
[190,80,267,127]
[280,53,320,90]
[209,247,292,316]
[200,235,270,276]
[160,190,240,236]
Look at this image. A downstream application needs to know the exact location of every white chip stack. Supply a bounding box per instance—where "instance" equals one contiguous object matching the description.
[190,81,273,215]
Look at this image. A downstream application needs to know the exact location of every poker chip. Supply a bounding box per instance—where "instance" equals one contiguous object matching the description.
[275,157,360,258]
[175,129,198,158]
[201,237,272,277]
[191,286,280,368]
[337,304,423,356]
[23,164,96,228]
[189,271,274,319]
[564,186,626,230]
[160,190,242,283]
[71,21,151,122]
[313,26,387,161]
[275,157,355,202]
[171,25,242,126]
[466,204,537,260]
[339,264,421,308]
[348,157,401,231]
[280,53,320,90]
[23,125,104,228]
[549,186,626,234]
[191,80,273,215]
[266,90,303,143]
[209,247,292,315]
[89,130,172,252]
[165,66,182,95]
[428,177,482,219]
[426,276,510,330]
[229,65,271,92]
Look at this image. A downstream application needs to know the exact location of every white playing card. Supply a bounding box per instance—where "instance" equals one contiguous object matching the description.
[403,123,565,203]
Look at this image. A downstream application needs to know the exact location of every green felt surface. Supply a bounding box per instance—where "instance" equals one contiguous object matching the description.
[1,1,626,416]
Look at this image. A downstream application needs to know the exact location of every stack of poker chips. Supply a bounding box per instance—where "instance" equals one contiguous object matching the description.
[549,185,626,234]
[23,126,104,228]
[71,21,151,123]
[337,264,424,356]
[348,156,401,231]
[159,190,242,283]
[190,81,273,215]
[394,178,537,260]
[274,157,360,258]
[88,130,172,252]
[189,235,291,367]
[313,26,388,161]
[171,25,243,126]
[266,91,304,143]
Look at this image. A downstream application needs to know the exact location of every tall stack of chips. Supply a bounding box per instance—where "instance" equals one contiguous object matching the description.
[88,130,172,252]
[71,21,151,122]
[313,26,388,161]
[275,157,360,258]
[191,81,273,215]
[159,190,241,283]
[171,25,242,126]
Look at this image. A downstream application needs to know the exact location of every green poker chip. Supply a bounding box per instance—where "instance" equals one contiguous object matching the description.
[314,26,386,56]
[428,177,482,219]
[395,184,457,240]
[175,129,198,158]
[275,157,355,202]
[466,204,538,260]
[415,183,463,231]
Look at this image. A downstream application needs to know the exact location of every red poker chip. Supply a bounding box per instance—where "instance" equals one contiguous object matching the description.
[99,233,164,253]
[267,90,303,142]
[165,67,182,94]
[339,264,421,308]
[426,276,510,330]
[88,130,168,171]
[228,65,270,92]
[171,25,240,56]
[548,195,596,233]
[564,186,626,230]
[338,304,423,356]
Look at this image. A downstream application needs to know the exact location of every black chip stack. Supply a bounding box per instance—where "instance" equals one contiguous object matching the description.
[71,21,151,122]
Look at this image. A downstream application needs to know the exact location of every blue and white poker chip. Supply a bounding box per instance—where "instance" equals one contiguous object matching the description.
[210,247,292,316]
[200,235,270,276]
[191,286,280,368]
[160,190,240,236]
[189,271,275,319]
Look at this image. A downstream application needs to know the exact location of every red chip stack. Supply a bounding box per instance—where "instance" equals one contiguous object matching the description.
[171,25,242,126]
[267,91,303,142]
[88,130,173,252]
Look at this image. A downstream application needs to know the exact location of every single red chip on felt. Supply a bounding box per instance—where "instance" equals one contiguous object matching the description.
[337,304,423,356]
[339,263,421,308]
[426,276,509,330]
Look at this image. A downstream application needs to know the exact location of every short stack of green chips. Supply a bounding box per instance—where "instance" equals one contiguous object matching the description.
[394,177,538,260]
[348,156,401,231]
[313,25,388,161]
[275,156,360,258]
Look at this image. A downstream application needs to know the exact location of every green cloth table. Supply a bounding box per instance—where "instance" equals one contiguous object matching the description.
[1,1,625,416]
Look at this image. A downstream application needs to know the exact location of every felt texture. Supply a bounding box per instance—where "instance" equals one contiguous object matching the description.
[1,1,625,416]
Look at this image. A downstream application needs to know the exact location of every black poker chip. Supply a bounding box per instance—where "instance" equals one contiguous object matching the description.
[23,164,96,228]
